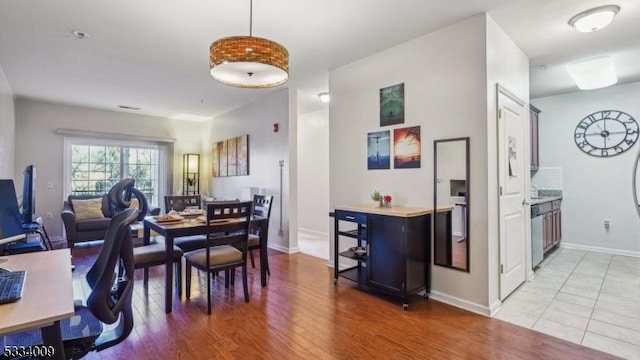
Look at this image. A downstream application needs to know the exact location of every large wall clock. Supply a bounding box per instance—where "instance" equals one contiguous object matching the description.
[574,110,639,157]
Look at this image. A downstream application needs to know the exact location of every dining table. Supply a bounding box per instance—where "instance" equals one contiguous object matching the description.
[143,214,269,313]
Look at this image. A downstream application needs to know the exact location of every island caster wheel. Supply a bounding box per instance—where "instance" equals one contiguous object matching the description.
[402,303,409,311]
[333,278,338,285]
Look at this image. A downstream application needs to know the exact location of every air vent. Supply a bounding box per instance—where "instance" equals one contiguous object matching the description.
[118,105,141,111]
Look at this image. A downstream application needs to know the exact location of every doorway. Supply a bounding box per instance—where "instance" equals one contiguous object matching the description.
[497,85,528,300]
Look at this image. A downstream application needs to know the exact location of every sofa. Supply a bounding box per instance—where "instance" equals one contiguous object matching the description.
[61,195,112,250]
[61,194,160,250]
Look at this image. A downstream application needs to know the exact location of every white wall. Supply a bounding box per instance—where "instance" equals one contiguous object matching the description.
[533,81,640,255]
[329,15,491,310]
[0,63,15,179]
[297,107,330,235]
[485,15,530,310]
[206,89,292,252]
[14,99,206,239]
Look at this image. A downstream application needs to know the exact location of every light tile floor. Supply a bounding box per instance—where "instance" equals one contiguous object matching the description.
[298,230,329,260]
[496,248,640,359]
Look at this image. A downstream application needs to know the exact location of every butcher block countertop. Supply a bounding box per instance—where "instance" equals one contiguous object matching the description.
[334,204,452,217]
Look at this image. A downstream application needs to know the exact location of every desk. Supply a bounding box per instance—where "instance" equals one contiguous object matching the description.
[143,216,269,313]
[0,249,74,360]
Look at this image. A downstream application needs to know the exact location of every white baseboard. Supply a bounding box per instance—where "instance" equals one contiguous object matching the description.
[298,227,329,239]
[561,242,640,258]
[268,243,299,254]
[429,290,494,317]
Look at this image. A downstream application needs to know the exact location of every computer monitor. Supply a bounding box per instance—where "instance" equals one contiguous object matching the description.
[0,180,26,246]
[21,165,36,224]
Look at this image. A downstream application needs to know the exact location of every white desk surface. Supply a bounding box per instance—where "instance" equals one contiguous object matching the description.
[0,249,74,335]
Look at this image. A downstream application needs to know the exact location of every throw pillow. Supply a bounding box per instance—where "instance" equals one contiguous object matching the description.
[72,198,105,220]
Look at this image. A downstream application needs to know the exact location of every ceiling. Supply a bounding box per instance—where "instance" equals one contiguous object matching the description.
[0,0,638,120]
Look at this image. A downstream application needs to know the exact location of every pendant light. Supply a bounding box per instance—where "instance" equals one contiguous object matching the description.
[209,0,289,88]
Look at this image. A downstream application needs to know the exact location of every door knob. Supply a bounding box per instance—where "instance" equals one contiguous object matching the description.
[522,200,530,206]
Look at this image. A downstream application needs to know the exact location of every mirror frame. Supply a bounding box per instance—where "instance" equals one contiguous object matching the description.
[433,137,470,272]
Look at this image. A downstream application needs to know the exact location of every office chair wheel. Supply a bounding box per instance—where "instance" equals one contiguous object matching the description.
[402,303,409,311]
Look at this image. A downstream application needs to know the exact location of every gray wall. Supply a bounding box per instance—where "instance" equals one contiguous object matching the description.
[328,14,530,314]
[0,64,15,179]
[297,107,330,236]
[205,89,293,252]
[533,81,640,255]
[329,15,490,310]
[14,99,206,239]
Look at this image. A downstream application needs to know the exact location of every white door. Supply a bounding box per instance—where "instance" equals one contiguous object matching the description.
[497,85,527,300]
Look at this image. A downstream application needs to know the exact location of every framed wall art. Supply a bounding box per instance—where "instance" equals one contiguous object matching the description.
[212,134,249,177]
[380,83,405,127]
[367,130,391,170]
[393,126,421,169]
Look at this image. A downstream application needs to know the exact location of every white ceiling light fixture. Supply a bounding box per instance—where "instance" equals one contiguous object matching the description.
[567,55,618,90]
[209,0,289,88]
[318,92,330,103]
[568,5,620,33]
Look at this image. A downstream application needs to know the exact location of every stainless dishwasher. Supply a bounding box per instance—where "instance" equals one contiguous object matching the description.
[531,204,544,267]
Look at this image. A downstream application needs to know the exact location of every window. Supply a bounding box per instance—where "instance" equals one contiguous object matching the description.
[65,138,169,207]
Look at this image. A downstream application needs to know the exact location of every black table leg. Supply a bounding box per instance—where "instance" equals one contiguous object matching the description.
[260,221,269,287]
[41,321,64,360]
[165,234,174,313]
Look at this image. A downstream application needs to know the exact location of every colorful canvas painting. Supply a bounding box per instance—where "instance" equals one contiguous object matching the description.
[393,126,421,169]
[380,83,405,126]
[219,141,228,177]
[237,135,249,175]
[227,137,237,176]
[211,144,219,177]
[367,130,390,170]
[212,135,249,177]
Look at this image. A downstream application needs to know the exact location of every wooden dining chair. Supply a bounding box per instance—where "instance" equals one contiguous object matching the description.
[164,195,201,213]
[248,195,273,272]
[133,242,183,296]
[184,201,253,314]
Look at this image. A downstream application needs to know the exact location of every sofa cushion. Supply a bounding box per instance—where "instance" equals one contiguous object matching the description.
[68,194,110,217]
[76,217,111,231]
[72,198,106,220]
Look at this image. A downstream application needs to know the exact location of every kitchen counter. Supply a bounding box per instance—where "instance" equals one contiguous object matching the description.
[334,204,452,217]
[531,196,562,205]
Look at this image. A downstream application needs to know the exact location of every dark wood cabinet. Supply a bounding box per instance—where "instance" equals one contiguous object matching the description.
[541,200,562,253]
[530,105,540,171]
[333,206,430,309]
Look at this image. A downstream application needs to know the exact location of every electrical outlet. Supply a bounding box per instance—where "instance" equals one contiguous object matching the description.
[46,181,54,189]
[604,219,610,229]
[46,212,53,220]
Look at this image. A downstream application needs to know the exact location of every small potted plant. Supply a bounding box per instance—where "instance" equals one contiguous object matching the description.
[383,195,392,207]
[370,190,382,207]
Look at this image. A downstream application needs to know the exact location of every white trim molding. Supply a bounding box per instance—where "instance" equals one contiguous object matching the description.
[428,290,497,317]
[298,227,329,239]
[56,128,176,143]
[268,243,299,254]
[561,242,640,258]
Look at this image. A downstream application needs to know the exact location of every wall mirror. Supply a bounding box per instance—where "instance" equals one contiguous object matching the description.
[433,137,470,272]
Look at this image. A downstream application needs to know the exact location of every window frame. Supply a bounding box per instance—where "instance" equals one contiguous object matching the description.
[63,136,170,207]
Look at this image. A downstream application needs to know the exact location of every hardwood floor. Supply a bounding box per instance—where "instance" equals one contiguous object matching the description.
[68,244,614,359]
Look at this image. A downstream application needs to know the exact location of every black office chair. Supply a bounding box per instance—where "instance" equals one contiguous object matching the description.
[108,178,151,221]
[0,208,139,359]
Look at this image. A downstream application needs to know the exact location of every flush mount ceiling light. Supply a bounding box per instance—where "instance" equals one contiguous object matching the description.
[567,55,618,90]
[209,0,289,88]
[568,5,620,32]
[318,92,330,103]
